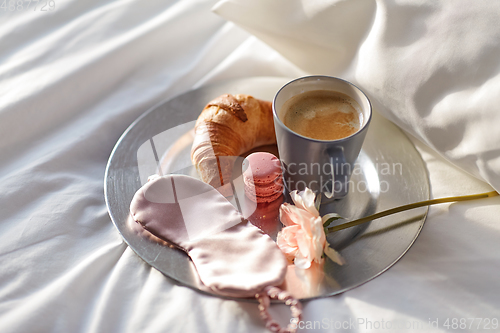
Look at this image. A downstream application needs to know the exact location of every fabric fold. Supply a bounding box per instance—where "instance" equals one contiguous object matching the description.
[213,0,500,192]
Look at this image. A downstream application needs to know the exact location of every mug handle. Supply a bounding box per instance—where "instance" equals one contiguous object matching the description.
[324,147,348,199]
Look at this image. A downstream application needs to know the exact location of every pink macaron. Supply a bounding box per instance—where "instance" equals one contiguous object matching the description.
[242,152,284,204]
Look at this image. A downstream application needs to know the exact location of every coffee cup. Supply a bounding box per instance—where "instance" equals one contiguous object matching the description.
[273,75,372,201]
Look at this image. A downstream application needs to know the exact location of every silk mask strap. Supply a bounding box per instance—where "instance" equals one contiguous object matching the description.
[256,286,302,333]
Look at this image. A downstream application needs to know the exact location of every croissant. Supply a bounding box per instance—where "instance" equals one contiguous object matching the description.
[191,94,276,196]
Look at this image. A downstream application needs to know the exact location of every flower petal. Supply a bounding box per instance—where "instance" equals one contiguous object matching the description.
[311,217,326,261]
[277,225,303,261]
[291,188,319,218]
[278,245,298,261]
[279,203,294,227]
[324,243,345,266]
[283,225,300,246]
[295,228,313,260]
[283,205,315,234]
[294,252,312,270]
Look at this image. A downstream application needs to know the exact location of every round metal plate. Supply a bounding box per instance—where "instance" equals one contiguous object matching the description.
[104,77,429,300]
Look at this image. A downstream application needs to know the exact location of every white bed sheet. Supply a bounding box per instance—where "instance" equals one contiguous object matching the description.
[1,1,499,332]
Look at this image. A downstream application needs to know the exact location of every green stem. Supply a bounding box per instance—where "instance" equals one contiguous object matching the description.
[326,191,499,233]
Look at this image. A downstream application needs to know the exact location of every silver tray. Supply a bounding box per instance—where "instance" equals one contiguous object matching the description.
[104,77,429,300]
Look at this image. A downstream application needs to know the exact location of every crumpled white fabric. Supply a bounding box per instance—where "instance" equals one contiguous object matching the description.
[1,0,500,332]
[0,1,298,332]
[213,0,500,192]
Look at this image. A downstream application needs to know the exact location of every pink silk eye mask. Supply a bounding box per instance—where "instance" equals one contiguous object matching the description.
[129,174,288,297]
[130,175,302,332]
[129,174,303,332]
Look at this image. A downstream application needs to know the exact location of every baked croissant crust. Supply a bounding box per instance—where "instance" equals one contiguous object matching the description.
[191,94,276,195]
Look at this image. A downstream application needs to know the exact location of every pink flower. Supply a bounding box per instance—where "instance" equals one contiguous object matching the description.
[277,188,344,269]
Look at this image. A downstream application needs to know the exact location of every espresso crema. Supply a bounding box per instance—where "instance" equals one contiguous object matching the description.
[282,90,363,141]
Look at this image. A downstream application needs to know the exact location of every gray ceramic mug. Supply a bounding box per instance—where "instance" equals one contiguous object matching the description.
[273,76,372,201]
